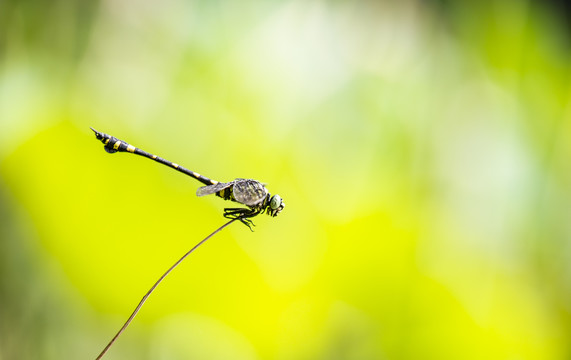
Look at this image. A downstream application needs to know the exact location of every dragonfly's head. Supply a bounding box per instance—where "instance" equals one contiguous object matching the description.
[267,194,285,217]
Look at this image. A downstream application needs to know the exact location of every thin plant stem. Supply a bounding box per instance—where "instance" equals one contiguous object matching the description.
[95,217,239,360]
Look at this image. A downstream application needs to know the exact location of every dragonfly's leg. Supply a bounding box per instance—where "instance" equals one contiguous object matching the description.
[224,209,255,230]
[224,208,258,231]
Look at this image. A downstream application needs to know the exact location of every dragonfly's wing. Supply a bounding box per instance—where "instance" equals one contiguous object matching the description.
[233,179,268,206]
[196,181,235,197]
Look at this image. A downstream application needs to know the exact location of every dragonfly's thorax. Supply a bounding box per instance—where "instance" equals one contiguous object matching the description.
[216,186,235,202]
[210,179,268,208]
[233,180,268,206]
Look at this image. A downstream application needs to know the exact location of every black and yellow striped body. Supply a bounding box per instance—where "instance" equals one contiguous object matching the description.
[91,128,219,188]
[91,128,285,230]
[216,187,234,202]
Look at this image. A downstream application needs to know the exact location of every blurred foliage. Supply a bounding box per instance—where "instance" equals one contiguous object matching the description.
[0,0,569,359]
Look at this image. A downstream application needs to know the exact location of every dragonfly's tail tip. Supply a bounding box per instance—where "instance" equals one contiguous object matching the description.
[90,127,106,141]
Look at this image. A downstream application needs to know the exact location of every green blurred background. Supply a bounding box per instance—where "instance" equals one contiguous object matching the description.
[1,0,569,359]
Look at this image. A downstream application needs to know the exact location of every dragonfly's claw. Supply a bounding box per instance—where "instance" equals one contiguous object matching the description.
[239,217,255,232]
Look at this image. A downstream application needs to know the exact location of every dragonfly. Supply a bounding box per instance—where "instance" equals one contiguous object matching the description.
[90,128,285,230]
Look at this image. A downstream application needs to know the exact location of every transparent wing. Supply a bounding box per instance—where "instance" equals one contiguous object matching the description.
[233,179,268,206]
[196,181,235,197]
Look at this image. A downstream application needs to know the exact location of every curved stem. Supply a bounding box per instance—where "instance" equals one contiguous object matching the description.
[95,218,239,359]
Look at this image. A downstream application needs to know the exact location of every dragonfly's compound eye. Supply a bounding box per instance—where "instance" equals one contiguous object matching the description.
[269,194,284,216]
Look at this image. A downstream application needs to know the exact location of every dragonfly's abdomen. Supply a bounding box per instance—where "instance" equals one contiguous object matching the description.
[91,128,218,187]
